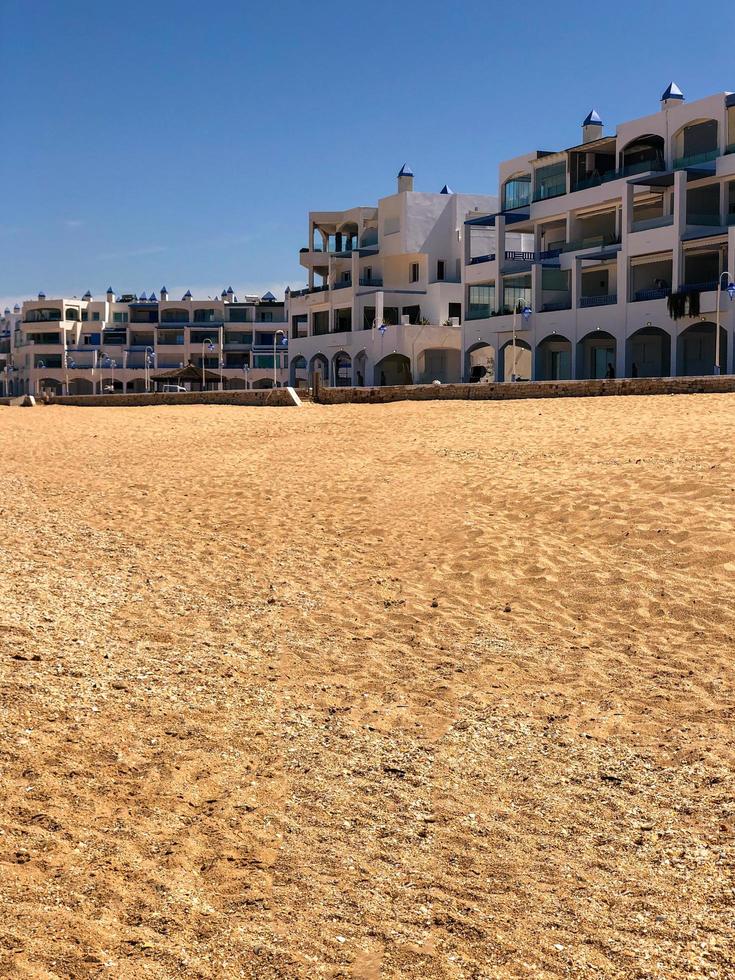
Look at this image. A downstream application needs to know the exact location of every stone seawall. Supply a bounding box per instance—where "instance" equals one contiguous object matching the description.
[47,389,301,408]
[315,376,735,404]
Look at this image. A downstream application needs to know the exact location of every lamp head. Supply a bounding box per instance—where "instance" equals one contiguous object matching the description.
[522,306,532,321]
[727,281,735,301]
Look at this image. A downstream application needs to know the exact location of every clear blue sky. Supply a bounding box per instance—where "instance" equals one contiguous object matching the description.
[1,0,734,308]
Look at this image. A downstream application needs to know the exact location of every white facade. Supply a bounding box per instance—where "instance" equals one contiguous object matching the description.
[6,289,289,396]
[286,168,516,386]
[463,85,735,382]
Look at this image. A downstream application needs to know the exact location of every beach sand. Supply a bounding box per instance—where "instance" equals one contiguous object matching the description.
[0,395,733,978]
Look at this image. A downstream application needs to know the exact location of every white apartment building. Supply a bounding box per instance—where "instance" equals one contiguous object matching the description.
[7,288,289,396]
[463,84,735,382]
[286,168,529,387]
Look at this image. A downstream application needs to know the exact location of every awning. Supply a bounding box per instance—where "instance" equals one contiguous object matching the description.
[576,248,621,262]
[628,165,716,188]
[464,211,530,227]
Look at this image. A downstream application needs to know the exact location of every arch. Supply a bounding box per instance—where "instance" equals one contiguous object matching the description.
[126,378,149,393]
[252,378,275,389]
[672,118,719,165]
[224,377,248,390]
[620,134,665,175]
[289,354,308,388]
[417,347,460,384]
[626,326,671,378]
[308,353,329,387]
[465,340,496,383]
[65,307,80,321]
[38,377,63,395]
[498,338,531,382]
[677,321,727,376]
[359,227,378,248]
[332,350,352,387]
[100,377,123,393]
[535,334,573,381]
[68,378,93,395]
[375,352,412,386]
[576,330,617,380]
[353,349,367,387]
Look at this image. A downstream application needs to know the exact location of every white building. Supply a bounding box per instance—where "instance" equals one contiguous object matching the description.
[7,289,289,396]
[463,84,735,382]
[286,168,527,387]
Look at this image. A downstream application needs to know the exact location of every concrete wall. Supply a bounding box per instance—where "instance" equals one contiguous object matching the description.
[48,389,301,408]
[315,376,735,404]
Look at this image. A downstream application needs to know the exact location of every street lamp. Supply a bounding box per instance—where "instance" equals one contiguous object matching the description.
[511,302,532,381]
[201,338,214,391]
[36,360,45,396]
[144,346,155,392]
[273,329,286,388]
[714,272,735,375]
[243,360,250,390]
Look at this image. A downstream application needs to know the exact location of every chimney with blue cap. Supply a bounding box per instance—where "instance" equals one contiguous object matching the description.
[397,163,414,193]
[661,82,684,110]
[582,109,603,144]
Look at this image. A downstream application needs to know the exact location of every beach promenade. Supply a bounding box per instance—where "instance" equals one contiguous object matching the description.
[1,396,733,977]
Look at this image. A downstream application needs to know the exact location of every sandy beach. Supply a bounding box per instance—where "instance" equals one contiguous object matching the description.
[1,395,733,979]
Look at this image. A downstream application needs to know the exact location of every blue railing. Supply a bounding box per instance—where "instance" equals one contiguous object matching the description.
[505,250,536,262]
[631,215,674,232]
[541,300,572,312]
[332,280,352,289]
[633,287,671,302]
[359,277,383,286]
[681,280,718,293]
[580,294,618,308]
[469,253,495,265]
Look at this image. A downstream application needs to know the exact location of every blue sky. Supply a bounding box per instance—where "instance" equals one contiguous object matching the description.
[1,0,734,308]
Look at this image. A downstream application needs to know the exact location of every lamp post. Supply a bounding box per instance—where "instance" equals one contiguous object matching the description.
[511,303,532,381]
[714,272,735,375]
[219,323,224,391]
[273,329,286,388]
[144,346,154,392]
[201,338,214,391]
[243,360,250,390]
[36,359,45,397]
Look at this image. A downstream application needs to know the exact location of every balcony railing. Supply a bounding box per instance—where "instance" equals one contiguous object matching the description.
[332,280,352,290]
[469,253,495,265]
[541,299,572,312]
[681,280,718,293]
[633,287,671,302]
[560,234,620,254]
[685,213,723,227]
[631,214,674,232]
[673,149,719,170]
[580,294,618,308]
[532,182,567,203]
[359,277,383,287]
[505,250,536,262]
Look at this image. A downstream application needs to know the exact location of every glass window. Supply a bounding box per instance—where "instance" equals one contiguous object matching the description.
[468,284,495,320]
[92,312,100,321]
[437,260,445,281]
[534,162,566,202]
[112,312,129,323]
[502,175,531,211]
[410,263,419,283]
[502,275,531,313]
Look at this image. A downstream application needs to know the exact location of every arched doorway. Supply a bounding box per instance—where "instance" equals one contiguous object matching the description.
[353,349,367,387]
[620,134,665,176]
[127,378,149,393]
[375,353,412,386]
[68,378,94,395]
[225,377,248,390]
[626,327,671,377]
[289,355,308,388]
[498,339,531,381]
[308,353,329,387]
[535,334,572,380]
[38,378,63,395]
[417,348,460,383]
[677,322,727,376]
[252,378,275,389]
[100,377,123,393]
[576,330,616,379]
[465,341,496,383]
[332,351,352,387]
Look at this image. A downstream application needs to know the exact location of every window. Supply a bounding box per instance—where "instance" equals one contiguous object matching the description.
[437,260,445,281]
[502,175,531,211]
[468,285,495,320]
[81,311,88,322]
[92,312,100,321]
[112,311,129,323]
[534,162,566,202]
[228,307,250,323]
[313,311,329,336]
[410,262,419,283]
[448,302,461,322]
[365,266,372,281]
[193,308,217,323]
[257,311,273,322]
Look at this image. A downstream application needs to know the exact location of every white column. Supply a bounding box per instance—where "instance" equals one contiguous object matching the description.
[672,170,687,292]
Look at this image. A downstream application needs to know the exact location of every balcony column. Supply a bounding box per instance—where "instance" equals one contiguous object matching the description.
[621,181,634,239]
[571,258,581,312]
[727,226,735,374]
[495,216,506,270]
[672,170,687,292]
[669,330,678,377]
[617,252,629,312]
[374,291,384,330]
[531,261,542,318]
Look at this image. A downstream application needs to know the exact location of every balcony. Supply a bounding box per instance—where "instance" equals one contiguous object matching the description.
[673,149,719,170]
[469,254,495,265]
[580,294,617,308]
[332,280,352,290]
[541,299,572,312]
[633,287,671,302]
[532,182,566,203]
[505,250,536,262]
[681,280,718,293]
[359,277,383,287]
[686,213,724,227]
[560,234,620,254]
